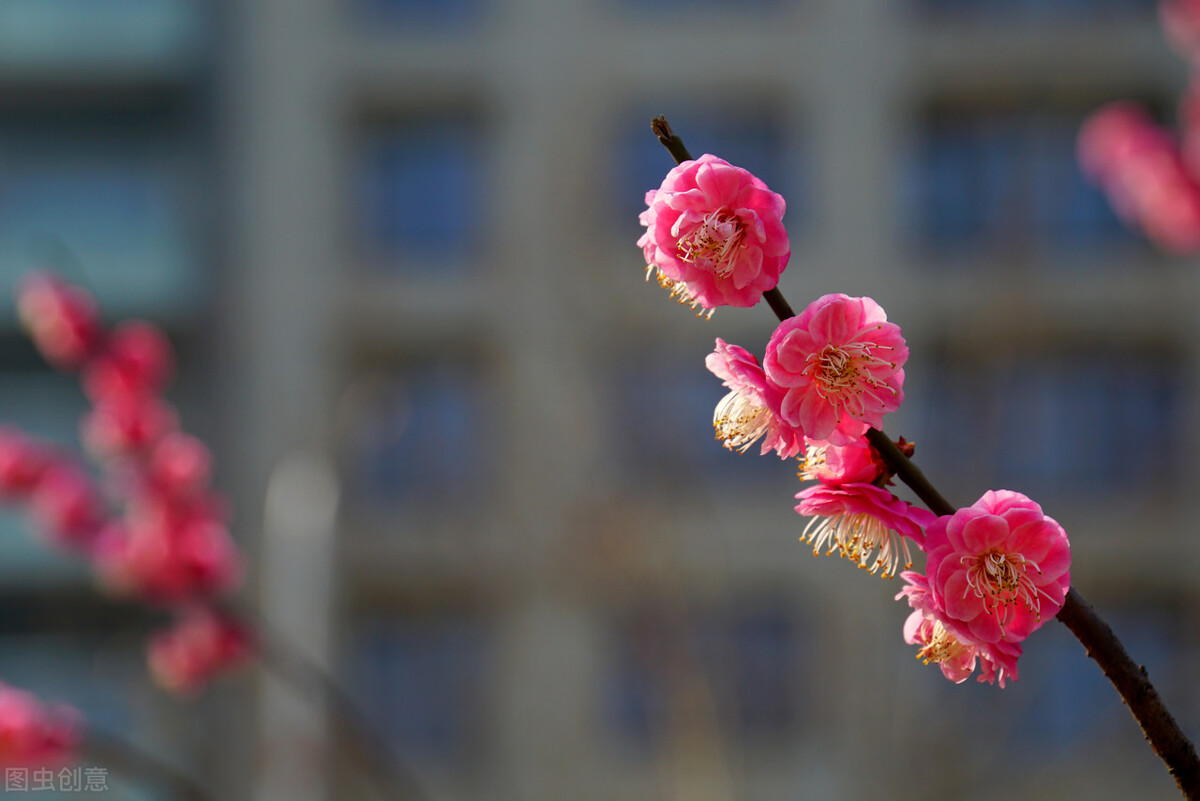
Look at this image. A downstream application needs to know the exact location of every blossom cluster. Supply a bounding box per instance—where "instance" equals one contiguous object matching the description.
[2,272,252,698]
[639,153,1073,686]
[1077,0,1200,252]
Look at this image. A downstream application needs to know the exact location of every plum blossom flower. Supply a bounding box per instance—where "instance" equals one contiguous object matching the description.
[638,154,789,311]
[926,490,1071,645]
[16,272,102,370]
[0,683,79,768]
[795,483,934,578]
[148,608,253,694]
[1077,102,1200,253]
[705,338,803,458]
[797,437,884,485]
[764,294,907,445]
[897,571,1021,687]
[82,320,174,402]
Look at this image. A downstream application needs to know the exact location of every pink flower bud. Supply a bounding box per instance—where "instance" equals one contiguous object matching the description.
[148,608,253,694]
[16,272,102,370]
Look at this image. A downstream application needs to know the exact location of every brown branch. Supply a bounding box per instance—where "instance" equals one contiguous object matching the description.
[650,113,1200,800]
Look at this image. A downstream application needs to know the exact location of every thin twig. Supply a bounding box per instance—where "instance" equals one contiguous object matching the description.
[254,621,428,801]
[82,728,214,801]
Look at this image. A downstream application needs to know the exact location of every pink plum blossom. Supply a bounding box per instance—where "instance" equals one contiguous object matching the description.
[897,571,1021,687]
[0,427,52,501]
[638,154,789,310]
[1077,102,1200,253]
[148,608,253,694]
[0,683,78,768]
[80,393,178,459]
[764,294,907,445]
[705,338,803,458]
[795,483,934,578]
[28,462,106,552]
[797,437,884,485]
[82,320,174,402]
[926,490,1071,645]
[16,272,102,370]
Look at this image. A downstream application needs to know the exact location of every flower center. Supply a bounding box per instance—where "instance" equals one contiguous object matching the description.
[802,510,912,579]
[677,209,746,277]
[713,391,772,453]
[804,338,897,417]
[917,621,974,669]
[961,550,1047,626]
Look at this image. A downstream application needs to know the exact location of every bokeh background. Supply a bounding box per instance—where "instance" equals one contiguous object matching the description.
[0,0,1198,799]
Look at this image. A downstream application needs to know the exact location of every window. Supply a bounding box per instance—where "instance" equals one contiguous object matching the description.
[609,351,788,493]
[906,107,1138,259]
[0,0,204,71]
[344,360,492,515]
[346,611,489,764]
[605,597,808,750]
[0,108,204,322]
[914,345,1181,497]
[355,115,484,274]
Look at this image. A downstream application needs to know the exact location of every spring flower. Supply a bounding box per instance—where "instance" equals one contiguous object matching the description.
[795,483,934,578]
[897,571,1021,687]
[638,154,789,310]
[82,320,174,402]
[148,608,253,694]
[0,683,79,768]
[28,462,106,552]
[705,338,804,458]
[926,490,1071,645]
[16,272,102,370]
[1078,102,1200,253]
[764,294,907,445]
[0,427,51,501]
[797,437,884,485]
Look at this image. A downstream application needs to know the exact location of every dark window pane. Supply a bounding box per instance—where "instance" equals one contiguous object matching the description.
[605,598,807,750]
[905,109,1137,259]
[914,348,1181,496]
[345,362,491,513]
[356,118,482,273]
[609,352,787,493]
[0,110,204,321]
[347,613,488,763]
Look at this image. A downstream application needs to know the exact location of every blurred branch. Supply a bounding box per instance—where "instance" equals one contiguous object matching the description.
[82,728,214,801]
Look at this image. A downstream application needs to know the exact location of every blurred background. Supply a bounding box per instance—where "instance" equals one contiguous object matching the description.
[0,0,1198,799]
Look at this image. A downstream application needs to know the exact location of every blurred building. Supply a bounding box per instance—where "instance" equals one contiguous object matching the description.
[0,0,1199,800]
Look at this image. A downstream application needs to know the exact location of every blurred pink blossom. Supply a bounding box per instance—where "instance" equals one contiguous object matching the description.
[81,320,174,402]
[148,608,253,694]
[925,490,1071,645]
[638,154,789,310]
[764,294,907,445]
[28,462,106,552]
[0,427,52,501]
[705,338,803,458]
[795,482,934,578]
[1078,102,1200,253]
[16,272,102,370]
[0,683,79,769]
